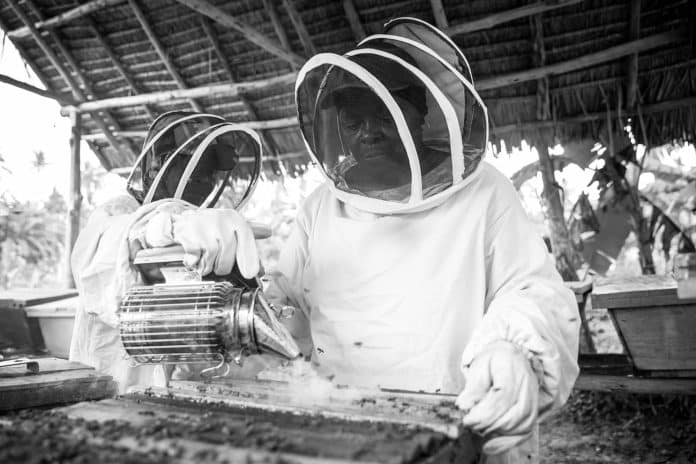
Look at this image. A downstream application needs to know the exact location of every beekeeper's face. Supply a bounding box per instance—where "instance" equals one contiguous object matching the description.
[336,89,424,189]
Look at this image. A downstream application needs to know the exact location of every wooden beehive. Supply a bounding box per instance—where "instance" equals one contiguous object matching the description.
[592,275,696,372]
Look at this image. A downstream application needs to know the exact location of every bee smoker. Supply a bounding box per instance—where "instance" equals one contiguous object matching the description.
[118,245,301,377]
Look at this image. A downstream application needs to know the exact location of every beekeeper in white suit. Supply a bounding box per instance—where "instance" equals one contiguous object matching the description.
[110,18,580,462]
[69,111,265,390]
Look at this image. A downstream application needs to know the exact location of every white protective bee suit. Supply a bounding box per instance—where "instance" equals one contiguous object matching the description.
[69,112,263,392]
[267,18,580,463]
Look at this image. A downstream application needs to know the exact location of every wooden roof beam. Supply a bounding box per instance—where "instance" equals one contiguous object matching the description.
[0,73,74,104]
[7,0,125,39]
[342,0,366,41]
[85,16,157,121]
[7,0,126,168]
[23,0,138,158]
[281,0,316,56]
[625,0,641,110]
[477,31,684,91]
[430,0,449,30]
[199,16,280,158]
[261,0,297,71]
[128,0,202,112]
[447,0,583,37]
[174,0,305,66]
[82,116,299,140]
[60,73,296,113]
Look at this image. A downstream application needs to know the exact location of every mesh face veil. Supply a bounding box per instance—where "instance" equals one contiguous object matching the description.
[295,18,488,214]
[126,111,262,209]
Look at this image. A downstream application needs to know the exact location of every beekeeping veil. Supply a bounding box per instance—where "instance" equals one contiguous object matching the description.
[126,111,262,209]
[296,18,488,214]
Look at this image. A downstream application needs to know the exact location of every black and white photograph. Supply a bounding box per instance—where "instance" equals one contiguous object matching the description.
[0,0,694,462]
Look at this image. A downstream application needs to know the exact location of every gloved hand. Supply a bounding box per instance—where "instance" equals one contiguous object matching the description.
[171,208,261,278]
[144,211,176,248]
[455,341,539,455]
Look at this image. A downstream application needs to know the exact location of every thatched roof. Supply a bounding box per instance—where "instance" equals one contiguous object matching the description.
[0,0,693,176]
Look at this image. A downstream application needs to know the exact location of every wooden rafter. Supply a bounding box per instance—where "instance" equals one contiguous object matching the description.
[174,0,304,66]
[625,0,641,110]
[7,0,124,168]
[0,73,73,104]
[430,0,449,30]
[477,31,683,91]
[198,16,280,158]
[342,0,366,41]
[85,16,157,121]
[23,0,138,158]
[128,0,202,112]
[447,0,583,37]
[281,0,316,56]
[261,0,297,71]
[8,0,125,39]
[61,73,296,113]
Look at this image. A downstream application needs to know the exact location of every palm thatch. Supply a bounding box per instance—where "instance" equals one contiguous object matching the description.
[0,0,693,177]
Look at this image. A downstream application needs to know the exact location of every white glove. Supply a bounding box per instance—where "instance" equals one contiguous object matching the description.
[455,341,539,456]
[144,212,176,248]
[172,209,260,278]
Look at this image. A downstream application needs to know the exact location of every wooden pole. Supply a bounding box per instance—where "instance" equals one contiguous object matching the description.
[65,111,82,289]
[531,13,579,281]
[430,0,449,30]
[282,0,317,56]
[61,73,297,113]
[625,0,641,110]
[0,73,73,104]
[342,0,366,41]
[174,0,305,66]
[447,0,583,37]
[478,31,683,91]
[8,0,125,39]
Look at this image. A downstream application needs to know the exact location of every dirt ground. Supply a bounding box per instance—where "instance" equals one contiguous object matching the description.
[539,391,696,463]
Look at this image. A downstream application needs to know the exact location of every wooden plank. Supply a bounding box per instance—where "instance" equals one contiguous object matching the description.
[0,357,91,376]
[175,0,305,66]
[0,288,77,309]
[591,275,695,308]
[575,373,696,395]
[611,305,696,370]
[447,0,583,37]
[477,32,684,91]
[0,369,116,411]
[7,0,125,39]
[343,0,366,41]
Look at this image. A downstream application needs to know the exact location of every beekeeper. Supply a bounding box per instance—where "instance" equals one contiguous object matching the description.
[69,111,263,390]
[97,18,580,462]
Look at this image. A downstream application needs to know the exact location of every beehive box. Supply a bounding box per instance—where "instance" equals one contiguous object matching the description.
[592,275,696,372]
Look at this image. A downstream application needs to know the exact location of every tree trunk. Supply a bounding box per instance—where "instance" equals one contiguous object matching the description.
[538,145,580,281]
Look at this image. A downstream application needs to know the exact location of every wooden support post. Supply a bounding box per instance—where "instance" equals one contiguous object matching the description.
[7,0,125,39]
[625,0,641,111]
[343,0,366,41]
[65,111,82,289]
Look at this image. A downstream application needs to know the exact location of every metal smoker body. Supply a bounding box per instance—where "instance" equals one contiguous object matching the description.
[118,246,301,377]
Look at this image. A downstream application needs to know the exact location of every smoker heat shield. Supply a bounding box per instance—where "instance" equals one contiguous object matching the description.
[119,281,301,366]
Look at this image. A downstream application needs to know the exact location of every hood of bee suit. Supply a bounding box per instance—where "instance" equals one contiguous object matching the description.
[295,17,489,215]
[126,111,263,209]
